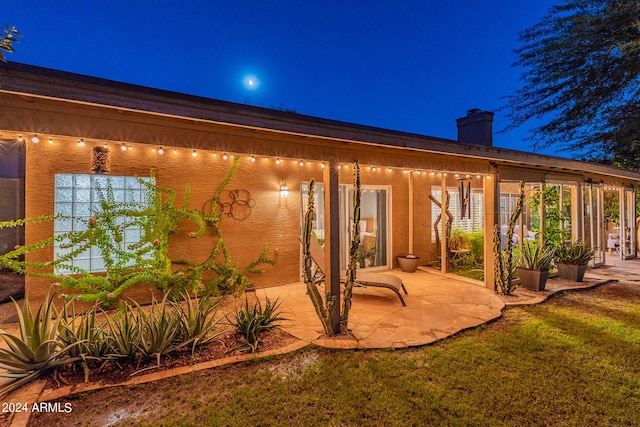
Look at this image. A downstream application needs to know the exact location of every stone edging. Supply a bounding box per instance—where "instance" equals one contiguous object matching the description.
[503,279,616,307]
[36,340,309,404]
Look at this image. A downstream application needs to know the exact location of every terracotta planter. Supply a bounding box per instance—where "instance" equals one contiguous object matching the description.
[397,255,420,273]
[517,267,549,291]
[556,263,589,282]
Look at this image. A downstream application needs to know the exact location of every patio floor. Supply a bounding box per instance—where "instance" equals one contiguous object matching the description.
[261,269,505,349]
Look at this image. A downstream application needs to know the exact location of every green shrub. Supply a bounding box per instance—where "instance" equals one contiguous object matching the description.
[103,302,141,359]
[170,292,224,358]
[554,240,595,265]
[0,294,84,397]
[520,242,554,271]
[133,295,184,369]
[230,295,286,353]
[58,303,112,382]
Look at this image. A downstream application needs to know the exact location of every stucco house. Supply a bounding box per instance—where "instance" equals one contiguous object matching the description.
[1,62,638,306]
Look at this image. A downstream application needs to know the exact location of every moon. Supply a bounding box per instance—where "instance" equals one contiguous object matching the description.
[243,74,260,90]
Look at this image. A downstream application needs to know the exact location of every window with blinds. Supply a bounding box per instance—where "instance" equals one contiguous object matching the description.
[431,187,484,237]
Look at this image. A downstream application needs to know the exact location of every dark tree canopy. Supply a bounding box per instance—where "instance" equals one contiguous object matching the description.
[504,0,640,168]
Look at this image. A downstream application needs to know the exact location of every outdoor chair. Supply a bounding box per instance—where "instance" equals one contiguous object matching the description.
[302,237,408,306]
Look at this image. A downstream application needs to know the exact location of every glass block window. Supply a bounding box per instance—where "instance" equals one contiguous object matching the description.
[53,174,154,274]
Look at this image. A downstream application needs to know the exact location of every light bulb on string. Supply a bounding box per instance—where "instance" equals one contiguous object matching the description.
[120,143,127,151]
[192,149,197,158]
[158,147,164,154]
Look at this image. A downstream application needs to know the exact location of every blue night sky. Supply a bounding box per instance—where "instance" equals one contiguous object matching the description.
[2,0,560,155]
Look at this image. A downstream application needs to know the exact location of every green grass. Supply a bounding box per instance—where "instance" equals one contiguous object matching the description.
[29,282,640,426]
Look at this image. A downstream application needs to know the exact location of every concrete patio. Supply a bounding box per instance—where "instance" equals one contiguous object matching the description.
[262,269,505,349]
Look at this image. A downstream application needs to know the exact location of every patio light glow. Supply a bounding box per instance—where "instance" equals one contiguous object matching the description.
[48,137,53,144]
[158,147,164,154]
[192,149,197,157]
[222,153,228,160]
[120,143,127,151]
[31,135,39,143]
[77,139,85,147]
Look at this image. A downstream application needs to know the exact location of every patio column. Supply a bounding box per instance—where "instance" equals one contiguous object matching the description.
[440,173,448,274]
[484,173,499,289]
[408,171,414,253]
[323,158,341,334]
[573,183,582,242]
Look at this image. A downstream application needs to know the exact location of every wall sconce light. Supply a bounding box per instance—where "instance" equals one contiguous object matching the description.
[280,183,289,199]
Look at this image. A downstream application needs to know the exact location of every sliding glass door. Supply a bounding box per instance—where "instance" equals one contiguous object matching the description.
[301,183,391,271]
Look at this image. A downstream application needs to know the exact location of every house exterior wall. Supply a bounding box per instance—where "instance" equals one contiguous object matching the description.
[2,65,640,306]
[21,136,433,303]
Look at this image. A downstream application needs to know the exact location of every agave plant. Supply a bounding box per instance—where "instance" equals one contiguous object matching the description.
[0,294,84,397]
[230,295,286,353]
[555,240,595,265]
[520,242,555,271]
[103,301,141,359]
[133,294,184,371]
[57,303,111,383]
[170,292,224,358]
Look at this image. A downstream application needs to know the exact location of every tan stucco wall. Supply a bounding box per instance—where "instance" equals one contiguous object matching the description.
[22,138,434,302]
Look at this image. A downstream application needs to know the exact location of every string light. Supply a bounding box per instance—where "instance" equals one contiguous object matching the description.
[23,137,493,180]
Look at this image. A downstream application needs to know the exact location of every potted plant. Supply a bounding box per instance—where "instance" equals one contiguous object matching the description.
[517,242,554,291]
[554,240,595,282]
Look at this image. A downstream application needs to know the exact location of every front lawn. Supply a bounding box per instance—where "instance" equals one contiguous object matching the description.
[29,282,640,426]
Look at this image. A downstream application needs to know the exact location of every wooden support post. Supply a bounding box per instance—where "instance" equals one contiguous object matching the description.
[408,171,414,254]
[484,173,499,289]
[323,159,341,334]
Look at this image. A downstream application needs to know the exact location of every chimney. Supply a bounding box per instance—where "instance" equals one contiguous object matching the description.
[456,108,494,147]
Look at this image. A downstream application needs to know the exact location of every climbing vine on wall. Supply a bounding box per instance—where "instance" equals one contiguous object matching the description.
[0,156,274,307]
